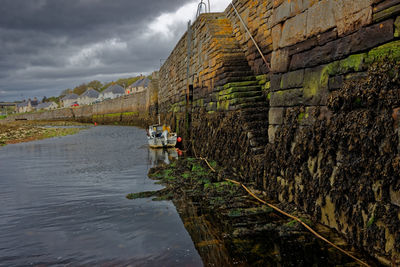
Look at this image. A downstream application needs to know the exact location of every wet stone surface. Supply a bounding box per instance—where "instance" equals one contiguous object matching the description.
[128,157,377,266]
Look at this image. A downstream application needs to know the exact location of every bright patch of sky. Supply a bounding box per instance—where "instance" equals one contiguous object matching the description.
[147,0,231,39]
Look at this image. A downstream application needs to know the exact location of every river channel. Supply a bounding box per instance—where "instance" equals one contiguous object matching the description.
[0,126,202,266]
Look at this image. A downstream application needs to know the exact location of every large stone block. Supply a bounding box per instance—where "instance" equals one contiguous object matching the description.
[272,0,291,26]
[348,19,394,53]
[290,19,394,70]
[306,0,336,38]
[290,41,337,70]
[303,65,329,105]
[280,69,305,89]
[268,125,279,143]
[270,88,303,107]
[279,12,307,48]
[271,24,282,51]
[288,37,317,56]
[271,48,289,73]
[317,28,338,46]
[335,7,373,36]
[290,0,310,15]
[269,107,285,125]
[373,3,400,21]
[270,74,282,91]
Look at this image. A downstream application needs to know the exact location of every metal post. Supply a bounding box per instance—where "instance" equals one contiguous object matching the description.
[230,1,270,70]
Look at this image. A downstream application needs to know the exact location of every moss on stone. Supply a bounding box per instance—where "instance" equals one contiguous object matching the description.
[223,81,259,89]
[298,112,305,122]
[264,81,271,91]
[395,16,400,38]
[256,74,268,81]
[217,100,230,111]
[218,86,261,96]
[373,3,400,22]
[303,67,328,99]
[218,91,261,101]
[365,40,400,64]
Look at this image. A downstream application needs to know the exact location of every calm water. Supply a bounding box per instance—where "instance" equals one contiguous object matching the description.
[0,126,202,266]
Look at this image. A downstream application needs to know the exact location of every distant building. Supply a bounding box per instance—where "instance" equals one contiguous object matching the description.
[16,98,39,113]
[78,89,99,105]
[60,93,79,107]
[127,77,151,94]
[99,84,125,100]
[16,100,29,113]
[36,101,58,110]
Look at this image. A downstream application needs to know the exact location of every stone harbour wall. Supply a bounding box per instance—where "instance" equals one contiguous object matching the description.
[159,0,400,264]
[9,82,157,127]
[7,0,400,264]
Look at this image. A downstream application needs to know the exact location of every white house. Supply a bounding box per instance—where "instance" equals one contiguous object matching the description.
[127,77,150,94]
[61,93,79,107]
[99,84,125,100]
[16,98,39,113]
[36,101,58,110]
[16,101,30,113]
[78,89,99,105]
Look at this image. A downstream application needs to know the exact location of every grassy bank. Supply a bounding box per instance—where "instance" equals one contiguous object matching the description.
[0,121,88,146]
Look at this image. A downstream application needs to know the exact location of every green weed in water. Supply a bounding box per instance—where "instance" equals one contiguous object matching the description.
[228,209,243,217]
[367,215,375,228]
[126,191,158,199]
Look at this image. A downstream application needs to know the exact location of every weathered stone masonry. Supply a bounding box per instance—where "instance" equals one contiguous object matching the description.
[159,0,400,264]
[8,0,400,264]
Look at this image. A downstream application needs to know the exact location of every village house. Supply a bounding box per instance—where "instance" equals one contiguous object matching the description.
[16,98,39,113]
[127,77,151,94]
[36,101,58,111]
[99,84,124,100]
[60,93,79,107]
[78,89,99,105]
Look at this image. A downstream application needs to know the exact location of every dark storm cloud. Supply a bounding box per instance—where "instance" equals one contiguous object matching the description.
[0,0,192,101]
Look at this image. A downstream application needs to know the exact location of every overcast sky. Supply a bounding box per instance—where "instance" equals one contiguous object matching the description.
[0,0,231,102]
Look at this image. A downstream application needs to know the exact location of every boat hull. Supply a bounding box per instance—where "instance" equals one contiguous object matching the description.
[148,136,177,149]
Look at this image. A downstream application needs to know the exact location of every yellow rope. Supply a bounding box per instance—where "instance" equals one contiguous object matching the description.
[199,157,369,267]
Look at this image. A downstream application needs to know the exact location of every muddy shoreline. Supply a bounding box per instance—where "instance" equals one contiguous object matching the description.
[127,158,378,266]
[0,121,89,146]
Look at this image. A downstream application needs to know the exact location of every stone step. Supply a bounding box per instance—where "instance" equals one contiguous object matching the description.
[218,86,262,96]
[237,102,268,109]
[222,60,251,67]
[218,91,262,101]
[240,106,269,116]
[223,80,260,89]
[230,96,266,105]
[215,76,257,86]
[243,112,268,123]
[219,65,252,73]
[220,71,255,80]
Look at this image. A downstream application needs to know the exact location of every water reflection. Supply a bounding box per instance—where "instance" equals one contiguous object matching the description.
[0,126,202,267]
[148,148,179,166]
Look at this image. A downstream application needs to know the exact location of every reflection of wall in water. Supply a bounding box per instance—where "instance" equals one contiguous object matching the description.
[148,148,178,167]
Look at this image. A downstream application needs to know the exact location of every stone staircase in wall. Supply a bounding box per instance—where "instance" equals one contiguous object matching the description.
[214,73,269,155]
[203,14,269,155]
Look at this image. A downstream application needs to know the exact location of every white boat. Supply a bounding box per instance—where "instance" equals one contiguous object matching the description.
[147,124,177,148]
